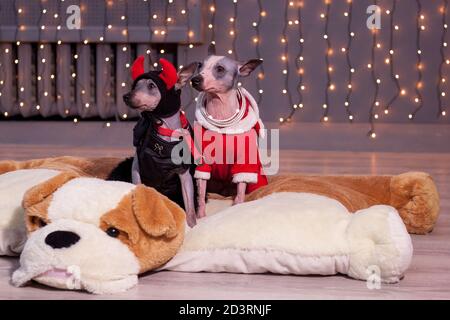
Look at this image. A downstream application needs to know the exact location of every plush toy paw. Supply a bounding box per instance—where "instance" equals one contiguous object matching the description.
[390,172,440,234]
[346,205,413,283]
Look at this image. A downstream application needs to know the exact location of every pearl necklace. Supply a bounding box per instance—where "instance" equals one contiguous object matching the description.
[200,88,246,128]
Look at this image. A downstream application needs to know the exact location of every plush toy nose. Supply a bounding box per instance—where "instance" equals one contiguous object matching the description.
[45,231,80,249]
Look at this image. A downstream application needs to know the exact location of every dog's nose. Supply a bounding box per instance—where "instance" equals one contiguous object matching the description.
[191,76,203,87]
[45,231,80,249]
[123,93,131,105]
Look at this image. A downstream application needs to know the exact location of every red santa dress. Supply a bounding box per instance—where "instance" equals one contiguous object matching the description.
[194,88,268,194]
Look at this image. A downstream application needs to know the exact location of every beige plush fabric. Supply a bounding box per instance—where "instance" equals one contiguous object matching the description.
[0,169,60,256]
[162,192,413,283]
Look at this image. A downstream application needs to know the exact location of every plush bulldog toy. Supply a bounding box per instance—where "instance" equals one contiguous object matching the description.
[1,168,413,295]
[3,169,185,294]
[0,157,440,294]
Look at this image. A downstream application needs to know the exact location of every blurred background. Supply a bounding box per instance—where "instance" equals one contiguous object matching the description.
[0,0,449,152]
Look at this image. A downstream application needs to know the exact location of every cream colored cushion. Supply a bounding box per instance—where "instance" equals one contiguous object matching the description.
[161,192,413,283]
[0,169,60,256]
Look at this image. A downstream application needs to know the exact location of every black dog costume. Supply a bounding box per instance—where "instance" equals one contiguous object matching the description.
[108,58,196,210]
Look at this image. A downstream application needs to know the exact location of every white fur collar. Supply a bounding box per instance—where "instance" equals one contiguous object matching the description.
[195,87,265,137]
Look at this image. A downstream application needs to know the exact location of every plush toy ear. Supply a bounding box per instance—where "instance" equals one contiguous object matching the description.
[22,172,79,210]
[131,185,184,238]
[131,55,146,80]
[208,42,216,56]
[158,58,178,90]
[175,62,199,90]
[238,59,263,77]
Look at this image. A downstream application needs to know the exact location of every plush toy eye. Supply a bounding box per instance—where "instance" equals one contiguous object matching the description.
[39,219,47,228]
[106,227,120,238]
[30,216,47,228]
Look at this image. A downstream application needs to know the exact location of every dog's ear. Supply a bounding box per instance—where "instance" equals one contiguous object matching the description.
[238,59,263,77]
[208,42,216,56]
[175,62,199,90]
[22,172,79,210]
[131,185,185,238]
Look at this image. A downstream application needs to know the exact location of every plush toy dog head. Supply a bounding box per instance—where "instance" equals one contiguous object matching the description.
[12,173,185,294]
[122,57,198,118]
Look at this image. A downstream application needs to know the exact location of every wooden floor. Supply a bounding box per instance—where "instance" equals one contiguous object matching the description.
[0,144,449,300]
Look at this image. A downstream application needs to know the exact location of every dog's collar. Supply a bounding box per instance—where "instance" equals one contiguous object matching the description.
[199,88,247,128]
[195,87,265,137]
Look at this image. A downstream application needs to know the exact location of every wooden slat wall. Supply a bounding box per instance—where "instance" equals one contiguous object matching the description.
[0,0,202,119]
[0,42,175,119]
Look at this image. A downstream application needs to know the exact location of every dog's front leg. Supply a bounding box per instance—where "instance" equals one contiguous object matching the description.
[131,154,142,185]
[179,171,197,227]
[233,182,246,205]
[196,179,207,219]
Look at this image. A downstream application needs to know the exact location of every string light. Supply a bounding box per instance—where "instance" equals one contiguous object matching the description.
[181,0,195,110]
[1,0,447,132]
[343,0,354,122]
[209,0,217,43]
[384,0,401,116]
[253,0,265,104]
[280,1,305,123]
[279,0,294,124]
[367,1,380,139]
[437,0,448,118]
[410,0,424,120]
[230,0,238,60]
[321,0,332,123]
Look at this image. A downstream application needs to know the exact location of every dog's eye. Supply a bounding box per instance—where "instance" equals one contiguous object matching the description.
[106,227,120,238]
[148,82,156,89]
[30,216,47,228]
[216,65,225,73]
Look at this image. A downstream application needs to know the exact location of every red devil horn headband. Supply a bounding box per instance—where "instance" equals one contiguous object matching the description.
[131,56,178,90]
[158,58,178,90]
[131,56,145,81]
